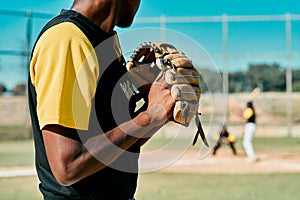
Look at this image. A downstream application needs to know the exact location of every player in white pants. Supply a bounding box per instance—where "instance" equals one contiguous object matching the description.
[242,101,258,162]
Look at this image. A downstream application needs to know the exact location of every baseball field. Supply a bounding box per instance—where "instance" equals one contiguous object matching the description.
[0,136,300,200]
[0,93,299,199]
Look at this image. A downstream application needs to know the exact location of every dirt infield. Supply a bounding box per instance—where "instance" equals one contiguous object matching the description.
[1,149,299,178]
[161,149,300,174]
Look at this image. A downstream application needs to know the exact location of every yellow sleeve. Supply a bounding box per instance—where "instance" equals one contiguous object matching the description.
[243,108,254,120]
[30,22,99,130]
[228,133,236,143]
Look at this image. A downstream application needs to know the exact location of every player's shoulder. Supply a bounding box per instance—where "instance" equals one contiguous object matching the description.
[37,22,89,47]
[244,107,253,113]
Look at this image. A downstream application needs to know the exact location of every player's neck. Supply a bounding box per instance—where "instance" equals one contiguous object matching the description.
[71,0,116,33]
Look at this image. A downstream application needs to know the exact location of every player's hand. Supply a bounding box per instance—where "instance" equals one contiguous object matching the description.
[146,77,174,127]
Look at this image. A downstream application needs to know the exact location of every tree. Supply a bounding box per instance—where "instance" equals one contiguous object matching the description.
[228,63,290,92]
[0,83,7,95]
[199,68,224,93]
[246,63,285,91]
[229,71,246,93]
[292,69,300,92]
[12,83,27,96]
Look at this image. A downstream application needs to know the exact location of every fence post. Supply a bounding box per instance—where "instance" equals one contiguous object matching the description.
[26,10,32,71]
[222,14,229,122]
[160,15,166,42]
[26,10,32,139]
[285,13,292,137]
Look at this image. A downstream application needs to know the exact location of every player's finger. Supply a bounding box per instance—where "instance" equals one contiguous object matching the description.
[165,68,200,86]
[164,54,193,68]
[171,84,201,101]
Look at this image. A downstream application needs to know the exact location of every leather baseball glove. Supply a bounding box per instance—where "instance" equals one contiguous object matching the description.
[126,42,208,147]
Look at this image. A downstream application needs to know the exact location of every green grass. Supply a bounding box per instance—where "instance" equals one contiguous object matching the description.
[253,137,300,153]
[229,137,300,154]
[142,136,300,153]
[0,172,299,200]
[1,137,299,167]
[136,173,300,200]
[0,137,300,199]
[0,176,42,200]
[0,125,32,140]
[0,139,34,166]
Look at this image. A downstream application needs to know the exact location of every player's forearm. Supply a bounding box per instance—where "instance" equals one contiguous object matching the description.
[49,111,161,186]
[84,111,159,165]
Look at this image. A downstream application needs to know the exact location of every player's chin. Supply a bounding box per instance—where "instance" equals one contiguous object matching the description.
[116,19,134,28]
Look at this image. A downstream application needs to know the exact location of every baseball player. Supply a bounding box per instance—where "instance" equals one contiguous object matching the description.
[28,0,205,199]
[242,101,258,162]
[212,124,237,155]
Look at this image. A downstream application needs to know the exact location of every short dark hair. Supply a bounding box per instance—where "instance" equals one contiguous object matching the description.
[247,101,253,107]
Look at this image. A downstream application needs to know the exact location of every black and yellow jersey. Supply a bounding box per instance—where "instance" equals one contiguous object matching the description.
[243,107,256,123]
[28,9,139,199]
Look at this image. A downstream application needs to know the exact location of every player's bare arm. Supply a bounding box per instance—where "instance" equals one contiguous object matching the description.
[42,78,174,186]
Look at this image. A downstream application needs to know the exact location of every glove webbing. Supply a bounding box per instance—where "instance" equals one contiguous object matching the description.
[130,42,165,59]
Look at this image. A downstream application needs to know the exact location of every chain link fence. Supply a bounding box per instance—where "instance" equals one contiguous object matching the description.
[0,10,299,139]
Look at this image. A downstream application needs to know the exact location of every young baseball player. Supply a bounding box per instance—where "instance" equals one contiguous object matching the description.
[28,0,174,199]
[28,0,202,199]
[242,101,259,162]
[212,124,237,155]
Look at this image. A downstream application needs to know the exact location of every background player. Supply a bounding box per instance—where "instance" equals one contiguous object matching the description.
[242,101,259,162]
[212,124,237,156]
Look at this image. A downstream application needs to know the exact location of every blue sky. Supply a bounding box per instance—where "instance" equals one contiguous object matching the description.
[2,0,298,16]
[0,0,300,89]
